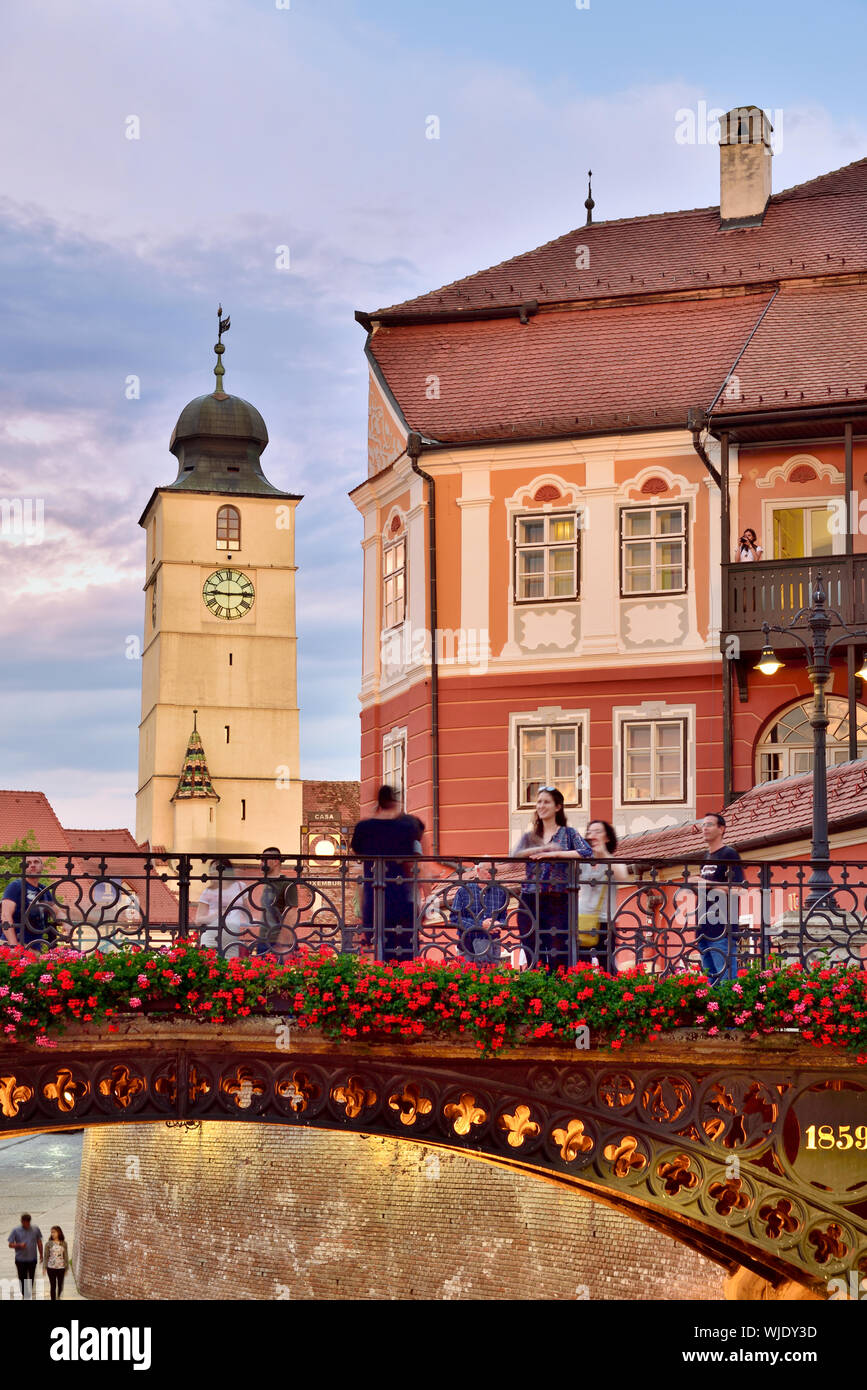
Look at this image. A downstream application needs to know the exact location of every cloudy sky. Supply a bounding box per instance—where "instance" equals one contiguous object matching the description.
[1,0,864,833]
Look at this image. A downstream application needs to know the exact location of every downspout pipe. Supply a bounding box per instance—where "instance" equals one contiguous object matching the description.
[407,430,440,855]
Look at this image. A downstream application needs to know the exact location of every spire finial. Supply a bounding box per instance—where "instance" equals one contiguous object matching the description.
[213,305,230,397]
[192,708,198,732]
[585,170,595,226]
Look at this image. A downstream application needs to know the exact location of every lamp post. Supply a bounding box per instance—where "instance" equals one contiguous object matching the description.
[755,575,867,903]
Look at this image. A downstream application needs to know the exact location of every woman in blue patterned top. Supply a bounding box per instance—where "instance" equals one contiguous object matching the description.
[511,788,592,968]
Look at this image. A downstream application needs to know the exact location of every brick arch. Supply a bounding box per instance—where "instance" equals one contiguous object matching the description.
[2,1029,863,1295]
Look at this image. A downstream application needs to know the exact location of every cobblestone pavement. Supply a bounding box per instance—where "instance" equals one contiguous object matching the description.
[0,1132,86,1301]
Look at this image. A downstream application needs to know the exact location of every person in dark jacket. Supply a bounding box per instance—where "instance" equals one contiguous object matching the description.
[350,786,419,961]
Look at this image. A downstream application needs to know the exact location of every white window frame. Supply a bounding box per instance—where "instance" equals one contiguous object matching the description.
[382,728,407,806]
[509,709,590,819]
[763,497,845,560]
[514,509,581,603]
[382,535,406,631]
[620,504,687,596]
[620,718,687,805]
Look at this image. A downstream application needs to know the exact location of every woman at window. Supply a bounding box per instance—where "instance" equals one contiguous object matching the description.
[578,820,631,973]
[736,527,763,561]
[511,787,591,969]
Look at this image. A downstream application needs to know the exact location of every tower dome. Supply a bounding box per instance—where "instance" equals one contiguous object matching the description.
[165,308,287,498]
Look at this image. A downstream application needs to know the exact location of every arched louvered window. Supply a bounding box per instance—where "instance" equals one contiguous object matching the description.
[216,505,240,552]
[757,697,867,782]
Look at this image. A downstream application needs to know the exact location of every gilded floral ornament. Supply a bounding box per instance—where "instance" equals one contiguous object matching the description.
[444,1093,487,1136]
[222,1066,266,1109]
[98,1065,146,1107]
[388,1082,433,1127]
[498,1104,540,1148]
[602,1135,647,1177]
[552,1118,594,1162]
[0,1075,32,1118]
[332,1075,377,1119]
[43,1069,88,1112]
[277,1069,319,1113]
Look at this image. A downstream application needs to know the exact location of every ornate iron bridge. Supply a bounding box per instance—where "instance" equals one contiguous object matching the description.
[1,1023,865,1295]
[3,850,867,972]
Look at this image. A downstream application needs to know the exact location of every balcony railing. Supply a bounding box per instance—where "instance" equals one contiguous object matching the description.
[723,555,867,647]
[3,852,867,975]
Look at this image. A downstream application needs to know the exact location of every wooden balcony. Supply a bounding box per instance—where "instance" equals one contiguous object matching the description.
[723,556,867,651]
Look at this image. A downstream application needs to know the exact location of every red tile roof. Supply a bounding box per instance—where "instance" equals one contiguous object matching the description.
[0,793,178,924]
[0,791,69,851]
[374,159,867,317]
[368,292,777,443]
[619,759,867,860]
[363,159,867,446]
[716,281,867,414]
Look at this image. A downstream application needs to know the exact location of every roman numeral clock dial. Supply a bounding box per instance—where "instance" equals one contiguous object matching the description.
[202,568,255,620]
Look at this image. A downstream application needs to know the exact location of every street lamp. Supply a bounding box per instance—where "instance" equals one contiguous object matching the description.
[754,574,867,902]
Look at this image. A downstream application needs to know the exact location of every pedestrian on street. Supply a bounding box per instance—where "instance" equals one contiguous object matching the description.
[7,1213,43,1300]
[42,1226,69,1301]
[511,787,592,968]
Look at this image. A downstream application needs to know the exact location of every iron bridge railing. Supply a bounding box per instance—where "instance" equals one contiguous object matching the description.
[3,852,867,975]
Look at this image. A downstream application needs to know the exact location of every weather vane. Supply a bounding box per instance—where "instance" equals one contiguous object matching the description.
[214,305,230,394]
[585,171,595,226]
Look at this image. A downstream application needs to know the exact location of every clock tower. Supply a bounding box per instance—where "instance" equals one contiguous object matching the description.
[136,316,303,856]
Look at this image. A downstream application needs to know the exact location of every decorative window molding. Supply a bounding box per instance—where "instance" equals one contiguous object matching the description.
[508,707,589,814]
[504,474,583,515]
[616,464,696,503]
[613,702,695,812]
[514,509,581,603]
[755,454,844,490]
[619,503,688,596]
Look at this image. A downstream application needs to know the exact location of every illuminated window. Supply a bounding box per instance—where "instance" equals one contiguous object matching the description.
[382,538,406,630]
[621,505,687,595]
[757,697,867,781]
[515,511,580,602]
[622,720,686,803]
[518,723,583,807]
[216,505,241,551]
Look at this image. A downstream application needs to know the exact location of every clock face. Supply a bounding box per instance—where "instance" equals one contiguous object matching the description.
[203,569,255,621]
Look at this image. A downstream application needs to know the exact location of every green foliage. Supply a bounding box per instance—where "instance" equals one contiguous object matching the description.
[0,944,865,1060]
[0,830,57,893]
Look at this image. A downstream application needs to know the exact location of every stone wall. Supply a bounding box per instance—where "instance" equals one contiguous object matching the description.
[74,1123,725,1301]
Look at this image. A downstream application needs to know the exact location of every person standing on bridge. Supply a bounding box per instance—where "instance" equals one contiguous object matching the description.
[8,1213,43,1300]
[511,788,592,969]
[1,855,62,950]
[350,786,419,962]
[692,813,745,984]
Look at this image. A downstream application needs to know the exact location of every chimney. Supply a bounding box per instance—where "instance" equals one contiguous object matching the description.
[719,106,773,228]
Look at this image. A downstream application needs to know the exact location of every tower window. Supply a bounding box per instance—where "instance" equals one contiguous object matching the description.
[229,652,233,666]
[241,798,246,821]
[216,505,241,551]
[225,725,230,743]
